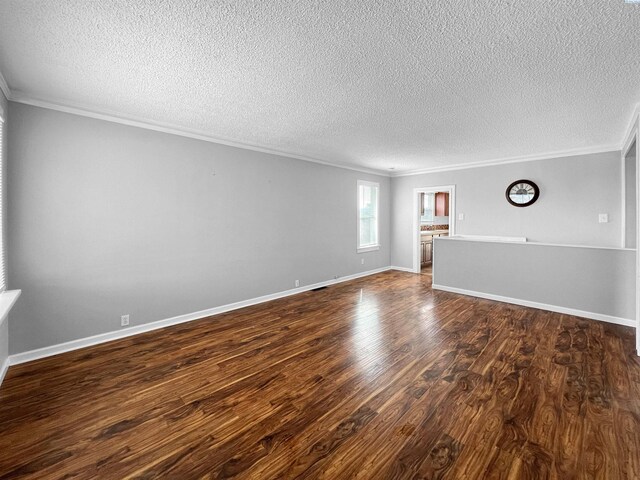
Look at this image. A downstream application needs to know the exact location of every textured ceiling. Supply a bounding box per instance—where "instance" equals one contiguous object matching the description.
[0,1,639,173]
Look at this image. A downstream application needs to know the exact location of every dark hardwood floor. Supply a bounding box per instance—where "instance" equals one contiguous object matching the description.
[1,270,639,479]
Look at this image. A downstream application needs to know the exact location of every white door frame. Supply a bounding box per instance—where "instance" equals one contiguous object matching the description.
[622,107,639,354]
[412,185,456,274]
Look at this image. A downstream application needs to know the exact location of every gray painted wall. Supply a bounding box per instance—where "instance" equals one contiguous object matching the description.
[433,238,636,321]
[0,90,8,369]
[625,142,637,248]
[391,151,623,268]
[7,102,390,354]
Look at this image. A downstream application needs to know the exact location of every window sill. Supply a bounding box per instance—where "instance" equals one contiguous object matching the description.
[0,290,21,327]
[357,245,380,253]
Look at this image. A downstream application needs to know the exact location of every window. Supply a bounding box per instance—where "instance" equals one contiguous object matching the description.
[0,111,5,291]
[420,193,434,223]
[357,180,380,252]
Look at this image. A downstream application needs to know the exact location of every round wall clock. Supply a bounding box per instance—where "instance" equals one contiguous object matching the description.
[506,180,539,207]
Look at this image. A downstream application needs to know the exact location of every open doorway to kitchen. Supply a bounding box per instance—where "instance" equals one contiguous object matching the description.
[412,186,456,278]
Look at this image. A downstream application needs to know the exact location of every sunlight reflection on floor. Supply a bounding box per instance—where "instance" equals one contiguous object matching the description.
[351,288,383,376]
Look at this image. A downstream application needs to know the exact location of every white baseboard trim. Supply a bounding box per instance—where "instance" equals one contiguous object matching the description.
[432,284,635,328]
[0,357,9,387]
[390,266,416,273]
[9,267,393,366]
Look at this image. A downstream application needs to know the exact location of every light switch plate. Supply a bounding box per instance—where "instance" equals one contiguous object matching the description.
[458,213,464,221]
[598,214,609,223]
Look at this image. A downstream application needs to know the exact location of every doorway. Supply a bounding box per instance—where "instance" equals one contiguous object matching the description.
[412,186,456,275]
[624,140,636,249]
[623,118,639,355]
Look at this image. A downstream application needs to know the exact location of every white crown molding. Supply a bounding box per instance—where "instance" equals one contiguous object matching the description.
[391,145,622,177]
[8,90,390,178]
[431,284,635,328]
[0,68,9,101]
[621,103,640,155]
[8,266,393,366]
[2,74,637,179]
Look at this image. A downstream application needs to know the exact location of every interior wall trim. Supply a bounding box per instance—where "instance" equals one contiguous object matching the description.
[4,270,635,377]
[8,90,389,177]
[3,71,635,180]
[439,236,635,251]
[621,103,640,151]
[8,267,393,366]
[0,357,9,387]
[0,69,10,100]
[390,266,415,273]
[432,283,635,328]
[392,145,622,177]
[0,290,22,329]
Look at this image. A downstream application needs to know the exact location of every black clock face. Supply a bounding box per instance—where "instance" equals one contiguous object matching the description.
[506,180,539,207]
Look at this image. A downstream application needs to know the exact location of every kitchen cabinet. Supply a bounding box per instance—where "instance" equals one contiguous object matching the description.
[435,192,449,217]
[420,230,449,265]
[421,240,433,265]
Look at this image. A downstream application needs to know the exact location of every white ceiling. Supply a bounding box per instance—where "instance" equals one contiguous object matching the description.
[0,1,639,174]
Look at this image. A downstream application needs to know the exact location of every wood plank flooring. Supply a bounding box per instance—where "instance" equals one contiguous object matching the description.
[1,270,639,479]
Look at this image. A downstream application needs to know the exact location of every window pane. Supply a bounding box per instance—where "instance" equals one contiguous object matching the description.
[358,182,379,249]
[0,117,4,291]
[420,193,434,223]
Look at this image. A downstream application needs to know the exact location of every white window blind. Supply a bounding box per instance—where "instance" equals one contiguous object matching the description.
[0,115,5,291]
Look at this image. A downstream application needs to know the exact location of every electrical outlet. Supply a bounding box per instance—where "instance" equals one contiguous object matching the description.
[361,258,365,265]
[295,280,300,287]
[598,213,609,223]
[458,213,464,220]
[121,314,130,327]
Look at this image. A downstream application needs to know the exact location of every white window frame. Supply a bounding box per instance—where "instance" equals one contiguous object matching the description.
[357,180,380,253]
[0,103,20,334]
[0,107,5,292]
